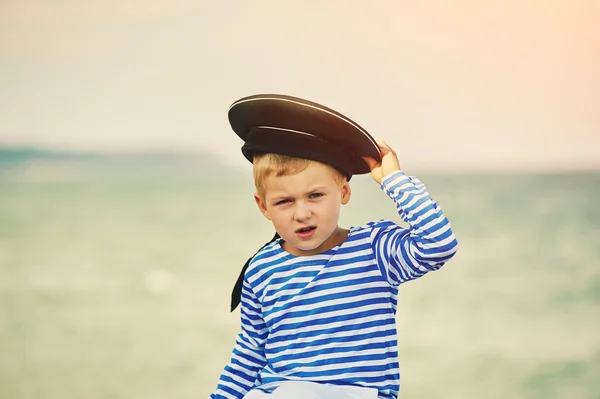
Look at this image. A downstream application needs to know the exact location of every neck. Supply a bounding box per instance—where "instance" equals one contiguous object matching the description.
[281,226,349,256]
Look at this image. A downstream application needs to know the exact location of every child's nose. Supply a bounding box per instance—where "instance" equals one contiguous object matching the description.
[294,202,311,221]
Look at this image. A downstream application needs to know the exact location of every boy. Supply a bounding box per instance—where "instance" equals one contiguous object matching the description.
[210,95,458,399]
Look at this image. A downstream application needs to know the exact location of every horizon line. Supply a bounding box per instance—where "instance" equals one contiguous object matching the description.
[1,143,599,175]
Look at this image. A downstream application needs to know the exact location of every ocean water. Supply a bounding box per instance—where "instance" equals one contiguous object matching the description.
[0,153,599,399]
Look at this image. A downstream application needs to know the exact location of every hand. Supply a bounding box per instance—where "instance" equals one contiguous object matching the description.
[362,141,401,185]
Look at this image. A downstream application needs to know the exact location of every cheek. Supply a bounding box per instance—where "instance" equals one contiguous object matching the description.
[268,209,288,226]
[323,200,342,218]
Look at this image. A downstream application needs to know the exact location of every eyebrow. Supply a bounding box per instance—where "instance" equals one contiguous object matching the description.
[269,186,329,200]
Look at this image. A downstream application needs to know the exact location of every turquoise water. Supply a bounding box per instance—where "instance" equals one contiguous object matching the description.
[1,153,599,398]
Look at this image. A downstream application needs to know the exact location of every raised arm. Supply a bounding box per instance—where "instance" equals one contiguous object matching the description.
[363,141,458,285]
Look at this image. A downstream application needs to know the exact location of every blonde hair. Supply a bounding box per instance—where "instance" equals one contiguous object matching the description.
[253,153,347,199]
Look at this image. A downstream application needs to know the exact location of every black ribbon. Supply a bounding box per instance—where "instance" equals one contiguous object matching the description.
[230,232,281,312]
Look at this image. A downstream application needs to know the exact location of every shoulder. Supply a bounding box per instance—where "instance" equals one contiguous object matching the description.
[349,220,407,244]
[244,240,290,285]
[248,240,283,269]
[352,219,400,235]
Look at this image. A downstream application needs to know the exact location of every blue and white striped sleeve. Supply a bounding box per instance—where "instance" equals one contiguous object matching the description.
[371,170,458,286]
[210,278,267,399]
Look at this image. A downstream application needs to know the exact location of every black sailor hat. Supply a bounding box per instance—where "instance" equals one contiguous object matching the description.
[228,94,381,179]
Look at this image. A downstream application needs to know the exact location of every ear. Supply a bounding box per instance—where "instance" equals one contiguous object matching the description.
[340,181,351,205]
[254,193,272,220]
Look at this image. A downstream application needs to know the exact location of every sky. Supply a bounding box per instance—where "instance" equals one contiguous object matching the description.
[0,0,598,172]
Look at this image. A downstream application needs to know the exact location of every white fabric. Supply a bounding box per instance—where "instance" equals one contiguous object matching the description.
[243,381,378,399]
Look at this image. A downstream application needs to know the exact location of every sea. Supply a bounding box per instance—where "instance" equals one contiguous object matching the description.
[0,149,598,399]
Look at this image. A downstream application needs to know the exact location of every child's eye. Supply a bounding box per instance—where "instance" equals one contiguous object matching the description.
[309,193,323,199]
[275,199,291,206]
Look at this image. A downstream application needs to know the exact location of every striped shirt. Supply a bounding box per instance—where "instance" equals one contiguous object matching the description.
[210,171,458,399]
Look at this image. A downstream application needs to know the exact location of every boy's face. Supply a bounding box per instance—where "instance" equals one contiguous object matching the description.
[254,162,351,256]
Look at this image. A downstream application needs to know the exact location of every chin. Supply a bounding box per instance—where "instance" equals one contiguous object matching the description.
[286,239,326,254]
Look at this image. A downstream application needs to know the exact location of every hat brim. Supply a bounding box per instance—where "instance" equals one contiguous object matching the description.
[228,94,381,175]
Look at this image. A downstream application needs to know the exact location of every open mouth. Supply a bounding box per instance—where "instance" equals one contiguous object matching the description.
[296,226,316,234]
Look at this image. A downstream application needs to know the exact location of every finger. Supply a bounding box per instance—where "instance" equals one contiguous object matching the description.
[379,145,392,156]
[379,141,398,157]
[361,156,378,170]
